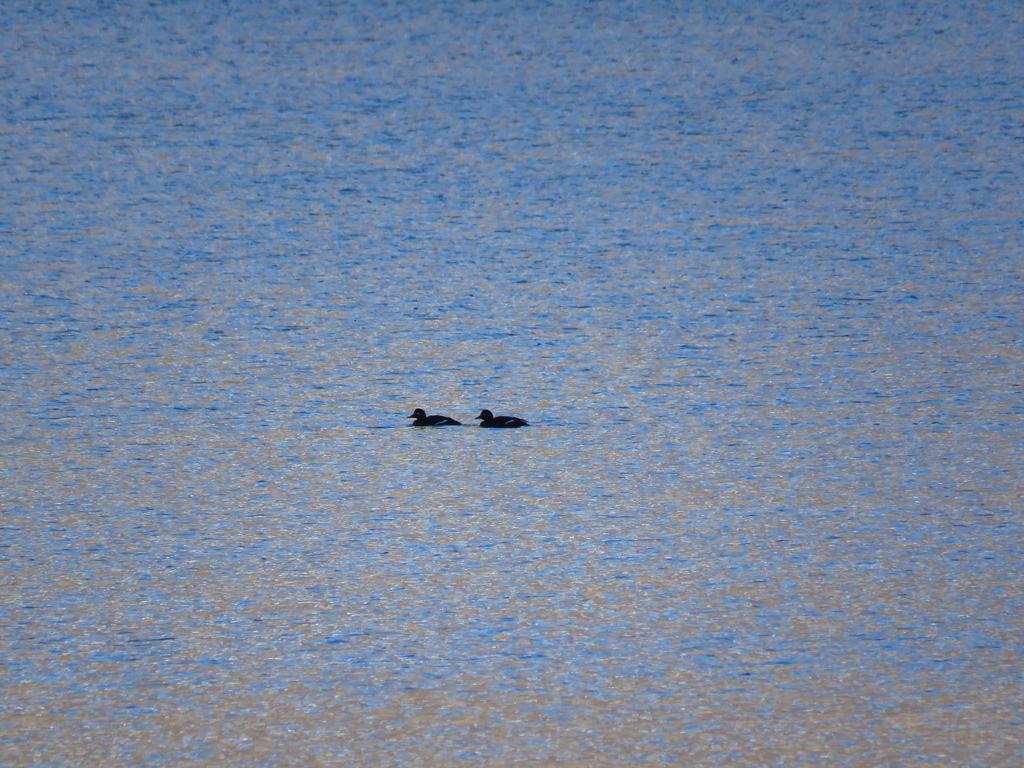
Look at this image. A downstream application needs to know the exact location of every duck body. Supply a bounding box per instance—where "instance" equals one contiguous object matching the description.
[407,408,461,426]
[475,409,529,428]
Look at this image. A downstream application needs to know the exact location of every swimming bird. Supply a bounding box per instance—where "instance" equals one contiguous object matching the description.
[475,409,529,428]
[407,408,462,426]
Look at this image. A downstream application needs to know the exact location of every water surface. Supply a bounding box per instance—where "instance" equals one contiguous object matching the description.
[2,1,1022,766]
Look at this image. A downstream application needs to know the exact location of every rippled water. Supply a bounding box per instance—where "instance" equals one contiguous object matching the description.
[2,1,1022,766]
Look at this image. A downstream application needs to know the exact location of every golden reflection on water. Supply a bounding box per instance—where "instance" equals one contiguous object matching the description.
[5,401,1020,765]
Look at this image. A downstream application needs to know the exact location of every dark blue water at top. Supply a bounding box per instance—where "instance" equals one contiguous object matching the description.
[2,1,1022,766]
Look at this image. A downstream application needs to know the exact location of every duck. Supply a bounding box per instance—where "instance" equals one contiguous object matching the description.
[475,409,529,428]
[407,408,462,426]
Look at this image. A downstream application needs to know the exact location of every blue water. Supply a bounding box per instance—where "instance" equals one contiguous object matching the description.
[2,1,1022,766]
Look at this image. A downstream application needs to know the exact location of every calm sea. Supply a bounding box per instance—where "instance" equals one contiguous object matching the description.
[2,1,1022,766]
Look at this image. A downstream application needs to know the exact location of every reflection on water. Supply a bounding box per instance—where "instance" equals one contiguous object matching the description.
[2,0,1022,765]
